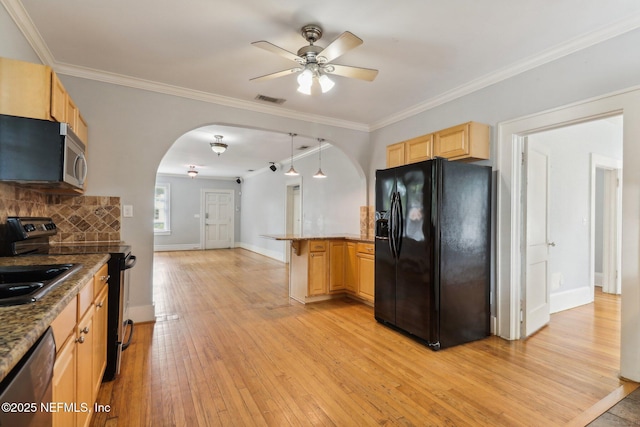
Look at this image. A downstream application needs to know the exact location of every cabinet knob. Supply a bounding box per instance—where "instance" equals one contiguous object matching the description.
[76,336,85,344]
[96,302,104,308]
[101,274,110,282]
[81,326,90,334]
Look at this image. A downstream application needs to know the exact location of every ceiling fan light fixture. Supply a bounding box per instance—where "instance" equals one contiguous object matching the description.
[318,74,335,93]
[210,135,228,155]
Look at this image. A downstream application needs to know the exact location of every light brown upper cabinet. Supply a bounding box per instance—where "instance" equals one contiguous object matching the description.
[386,121,490,167]
[433,121,489,162]
[0,57,88,145]
[385,134,433,168]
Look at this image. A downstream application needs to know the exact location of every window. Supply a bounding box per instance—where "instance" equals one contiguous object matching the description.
[154,183,170,234]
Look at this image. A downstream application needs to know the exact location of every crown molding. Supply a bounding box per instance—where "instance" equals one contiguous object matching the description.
[369,13,640,131]
[4,0,640,134]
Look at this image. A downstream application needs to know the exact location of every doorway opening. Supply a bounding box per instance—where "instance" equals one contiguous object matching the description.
[520,115,623,337]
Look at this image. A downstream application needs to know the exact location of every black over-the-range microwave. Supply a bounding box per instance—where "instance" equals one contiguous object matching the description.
[0,114,87,191]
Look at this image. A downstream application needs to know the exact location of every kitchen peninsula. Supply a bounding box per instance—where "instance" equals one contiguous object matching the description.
[262,234,375,304]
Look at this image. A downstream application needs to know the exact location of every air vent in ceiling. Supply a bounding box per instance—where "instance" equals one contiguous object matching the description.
[255,94,286,104]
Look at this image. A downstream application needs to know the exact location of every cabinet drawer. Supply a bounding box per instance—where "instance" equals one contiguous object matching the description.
[309,241,327,252]
[356,243,374,255]
[51,297,78,351]
[93,263,109,296]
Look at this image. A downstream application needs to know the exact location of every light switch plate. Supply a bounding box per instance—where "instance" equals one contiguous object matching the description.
[123,205,133,217]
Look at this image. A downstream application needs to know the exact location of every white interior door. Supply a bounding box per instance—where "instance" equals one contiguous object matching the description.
[204,190,234,249]
[523,142,552,337]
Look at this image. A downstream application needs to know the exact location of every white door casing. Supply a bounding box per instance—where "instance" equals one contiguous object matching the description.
[590,154,623,295]
[523,142,552,337]
[201,189,234,249]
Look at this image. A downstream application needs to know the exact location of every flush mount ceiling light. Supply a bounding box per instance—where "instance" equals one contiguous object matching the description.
[313,138,327,178]
[250,24,378,96]
[210,135,228,156]
[187,165,198,178]
[284,133,299,176]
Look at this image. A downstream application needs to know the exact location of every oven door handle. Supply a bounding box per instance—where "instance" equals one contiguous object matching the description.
[123,255,137,270]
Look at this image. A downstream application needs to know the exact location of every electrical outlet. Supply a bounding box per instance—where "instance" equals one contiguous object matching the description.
[123,205,133,217]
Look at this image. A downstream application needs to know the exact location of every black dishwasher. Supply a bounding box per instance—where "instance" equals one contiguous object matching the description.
[0,327,55,426]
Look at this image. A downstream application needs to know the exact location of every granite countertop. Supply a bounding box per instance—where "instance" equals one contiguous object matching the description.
[0,253,110,383]
[261,234,375,243]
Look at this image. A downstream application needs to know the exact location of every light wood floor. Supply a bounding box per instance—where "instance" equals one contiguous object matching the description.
[91,248,635,426]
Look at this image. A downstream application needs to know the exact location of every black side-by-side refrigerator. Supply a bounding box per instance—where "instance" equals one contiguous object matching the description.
[374,158,491,350]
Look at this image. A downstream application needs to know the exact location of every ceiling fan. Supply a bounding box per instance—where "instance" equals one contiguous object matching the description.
[250,24,378,95]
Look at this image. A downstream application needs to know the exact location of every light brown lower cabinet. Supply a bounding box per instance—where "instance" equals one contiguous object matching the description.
[306,239,374,301]
[51,263,108,427]
[356,243,375,302]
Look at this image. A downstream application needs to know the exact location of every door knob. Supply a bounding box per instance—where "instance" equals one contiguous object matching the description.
[548,242,556,247]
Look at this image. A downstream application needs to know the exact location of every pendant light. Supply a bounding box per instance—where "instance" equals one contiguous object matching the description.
[187,165,198,179]
[284,133,299,176]
[210,135,228,156]
[313,138,327,179]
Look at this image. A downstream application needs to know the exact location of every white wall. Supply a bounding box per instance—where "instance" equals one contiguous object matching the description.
[154,175,242,250]
[527,118,622,310]
[240,144,366,261]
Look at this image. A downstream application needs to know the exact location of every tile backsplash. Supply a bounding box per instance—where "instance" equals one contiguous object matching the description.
[360,205,375,237]
[0,183,121,243]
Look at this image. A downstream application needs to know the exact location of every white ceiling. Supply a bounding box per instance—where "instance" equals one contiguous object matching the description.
[4,0,640,178]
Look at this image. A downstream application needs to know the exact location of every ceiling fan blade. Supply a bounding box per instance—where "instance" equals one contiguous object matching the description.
[328,64,378,82]
[250,68,300,82]
[251,41,303,63]
[318,31,363,63]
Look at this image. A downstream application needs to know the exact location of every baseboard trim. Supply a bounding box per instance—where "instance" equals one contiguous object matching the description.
[154,243,202,252]
[238,242,285,262]
[550,285,593,313]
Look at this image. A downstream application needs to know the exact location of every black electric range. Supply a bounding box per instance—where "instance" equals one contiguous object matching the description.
[1,217,136,382]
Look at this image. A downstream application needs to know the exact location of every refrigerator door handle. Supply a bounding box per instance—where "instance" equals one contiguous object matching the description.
[393,191,403,257]
[389,192,397,259]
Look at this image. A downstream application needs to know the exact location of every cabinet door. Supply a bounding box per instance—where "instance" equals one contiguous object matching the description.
[434,123,469,159]
[76,305,95,427]
[92,287,108,400]
[0,57,51,119]
[53,336,77,427]
[76,113,89,145]
[308,251,328,296]
[386,142,405,168]
[405,134,433,164]
[357,254,375,302]
[434,122,490,161]
[50,71,67,123]
[344,242,357,293]
[329,241,345,292]
[66,96,79,132]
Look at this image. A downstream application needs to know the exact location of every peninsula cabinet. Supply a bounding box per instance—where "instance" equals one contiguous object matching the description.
[289,238,374,304]
[308,241,328,296]
[329,241,346,292]
[51,263,108,427]
[0,57,89,145]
